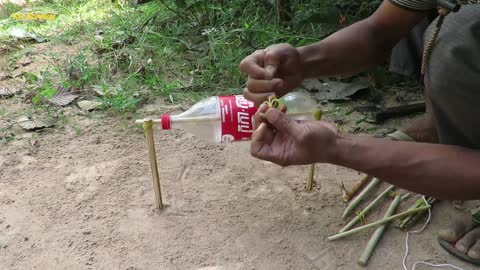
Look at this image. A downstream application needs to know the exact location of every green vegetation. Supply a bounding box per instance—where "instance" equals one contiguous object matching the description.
[0,0,381,112]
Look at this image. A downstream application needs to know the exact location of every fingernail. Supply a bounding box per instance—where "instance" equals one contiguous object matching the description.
[275,80,284,92]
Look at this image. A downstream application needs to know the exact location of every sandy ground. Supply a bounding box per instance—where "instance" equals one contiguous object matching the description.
[1,102,478,270]
[1,42,479,270]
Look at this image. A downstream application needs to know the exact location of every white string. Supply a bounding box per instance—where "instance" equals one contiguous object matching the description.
[402,196,465,270]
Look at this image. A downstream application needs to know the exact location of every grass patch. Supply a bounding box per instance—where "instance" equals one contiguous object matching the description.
[1,0,380,113]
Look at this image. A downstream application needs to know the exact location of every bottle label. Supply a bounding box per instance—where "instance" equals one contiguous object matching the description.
[218,95,257,142]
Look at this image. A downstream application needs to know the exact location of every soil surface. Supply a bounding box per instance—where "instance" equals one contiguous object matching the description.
[1,41,478,270]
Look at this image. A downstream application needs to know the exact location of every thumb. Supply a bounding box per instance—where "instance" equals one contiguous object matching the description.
[264,109,301,138]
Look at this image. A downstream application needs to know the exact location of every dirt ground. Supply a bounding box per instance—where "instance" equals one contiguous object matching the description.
[1,44,479,270]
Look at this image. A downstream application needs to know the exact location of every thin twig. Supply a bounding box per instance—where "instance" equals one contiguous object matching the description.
[157,0,196,28]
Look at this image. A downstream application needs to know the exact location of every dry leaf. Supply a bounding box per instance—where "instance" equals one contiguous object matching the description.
[78,100,102,111]
[299,79,368,101]
[49,86,79,106]
[0,87,19,98]
[17,116,56,131]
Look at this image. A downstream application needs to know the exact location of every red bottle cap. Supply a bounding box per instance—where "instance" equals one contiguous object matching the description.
[161,114,171,130]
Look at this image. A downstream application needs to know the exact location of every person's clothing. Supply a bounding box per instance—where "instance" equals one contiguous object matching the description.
[389,17,434,78]
[424,5,480,149]
[389,0,480,11]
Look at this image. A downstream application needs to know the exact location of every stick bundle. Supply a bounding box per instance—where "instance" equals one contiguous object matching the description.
[397,196,436,230]
[328,205,430,241]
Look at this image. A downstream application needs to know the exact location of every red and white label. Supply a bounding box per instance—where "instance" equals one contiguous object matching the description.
[218,95,257,142]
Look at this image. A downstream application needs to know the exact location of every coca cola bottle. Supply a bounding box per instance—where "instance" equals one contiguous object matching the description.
[136,92,319,143]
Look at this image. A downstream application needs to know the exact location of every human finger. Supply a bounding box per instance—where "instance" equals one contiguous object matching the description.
[239,50,267,79]
[251,122,275,159]
[264,108,302,139]
[246,77,284,94]
[243,88,275,107]
[253,103,268,130]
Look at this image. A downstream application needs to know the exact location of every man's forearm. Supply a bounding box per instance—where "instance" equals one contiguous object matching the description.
[298,20,387,78]
[297,1,428,78]
[332,135,480,200]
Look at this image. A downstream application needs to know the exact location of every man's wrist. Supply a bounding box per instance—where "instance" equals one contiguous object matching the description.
[327,133,351,166]
[297,44,326,79]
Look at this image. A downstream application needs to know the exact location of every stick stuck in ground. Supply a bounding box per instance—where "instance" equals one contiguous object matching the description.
[143,119,164,209]
[306,109,323,191]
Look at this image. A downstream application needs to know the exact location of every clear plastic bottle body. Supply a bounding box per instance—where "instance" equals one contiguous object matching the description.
[170,96,221,143]
[166,92,318,143]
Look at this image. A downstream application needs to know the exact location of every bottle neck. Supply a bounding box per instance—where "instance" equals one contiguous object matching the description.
[161,114,171,130]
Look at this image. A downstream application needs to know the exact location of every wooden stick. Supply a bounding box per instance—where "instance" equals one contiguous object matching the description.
[328,205,431,241]
[143,119,163,209]
[341,174,372,203]
[342,178,381,219]
[339,185,395,233]
[306,109,323,191]
[306,163,315,191]
[358,195,401,266]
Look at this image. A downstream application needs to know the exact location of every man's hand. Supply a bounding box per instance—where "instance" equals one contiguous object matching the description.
[239,44,304,106]
[251,104,338,166]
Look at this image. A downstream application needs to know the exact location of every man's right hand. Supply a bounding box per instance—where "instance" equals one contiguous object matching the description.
[239,43,304,106]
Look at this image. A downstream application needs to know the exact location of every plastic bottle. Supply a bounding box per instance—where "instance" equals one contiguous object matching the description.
[136,92,319,143]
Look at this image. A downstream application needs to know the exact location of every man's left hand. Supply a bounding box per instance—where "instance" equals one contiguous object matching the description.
[251,104,338,166]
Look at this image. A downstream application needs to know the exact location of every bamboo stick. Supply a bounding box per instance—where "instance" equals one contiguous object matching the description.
[328,205,431,241]
[143,119,163,209]
[339,185,395,233]
[306,109,323,191]
[341,174,372,203]
[358,195,401,266]
[342,178,381,219]
[306,163,315,191]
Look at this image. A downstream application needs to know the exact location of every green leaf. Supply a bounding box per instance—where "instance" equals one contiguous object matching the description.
[175,0,187,8]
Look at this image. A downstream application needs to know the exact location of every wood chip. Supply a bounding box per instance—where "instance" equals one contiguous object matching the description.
[78,100,103,111]
[49,86,79,106]
[0,87,19,98]
[17,116,56,131]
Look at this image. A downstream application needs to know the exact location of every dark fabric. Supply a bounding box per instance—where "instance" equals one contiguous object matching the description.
[389,17,434,78]
[424,5,480,148]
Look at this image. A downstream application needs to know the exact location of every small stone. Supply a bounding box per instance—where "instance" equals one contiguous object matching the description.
[83,231,91,235]
[24,237,29,241]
